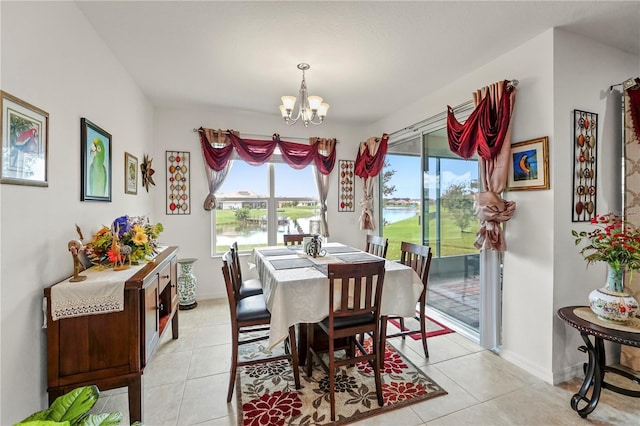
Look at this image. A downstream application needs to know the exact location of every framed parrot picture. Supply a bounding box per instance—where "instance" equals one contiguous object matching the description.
[0,91,49,186]
[80,118,112,201]
[507,136,549,191]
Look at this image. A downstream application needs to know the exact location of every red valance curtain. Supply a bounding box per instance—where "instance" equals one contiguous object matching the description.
[627,78,640,140]
[446,81,516,251]
[447,80,513,161]
[198,127,336,174]
[355,134,389,230]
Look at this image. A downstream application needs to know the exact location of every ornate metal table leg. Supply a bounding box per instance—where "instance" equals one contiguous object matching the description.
[570,333,603,418]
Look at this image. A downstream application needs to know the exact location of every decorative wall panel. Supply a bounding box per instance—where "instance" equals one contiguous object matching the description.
[572,109,598,222]
[166,151,190,215]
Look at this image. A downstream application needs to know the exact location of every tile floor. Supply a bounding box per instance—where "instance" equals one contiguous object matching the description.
[94,299,640,425]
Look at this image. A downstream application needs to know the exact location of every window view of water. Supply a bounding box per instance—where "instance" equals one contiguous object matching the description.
[383,206,419,224]
[216,215,320,248]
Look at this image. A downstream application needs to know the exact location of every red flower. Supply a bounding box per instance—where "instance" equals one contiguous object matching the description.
[383,381,428,404]
[106,249,122,263]
[242,391,302,426]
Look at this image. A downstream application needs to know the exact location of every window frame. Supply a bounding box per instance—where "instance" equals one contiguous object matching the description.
[211,156,319,255]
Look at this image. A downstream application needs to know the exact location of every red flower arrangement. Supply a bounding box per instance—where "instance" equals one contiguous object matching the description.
[572,212,640,274]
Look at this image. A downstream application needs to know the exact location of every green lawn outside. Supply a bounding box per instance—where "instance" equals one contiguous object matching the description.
[383,213,478,260]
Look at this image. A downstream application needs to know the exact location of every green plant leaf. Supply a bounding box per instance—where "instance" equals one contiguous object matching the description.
[18,408,53,423]
[13,421,69,426]
[48,386,99,424]
[76,412,122,426]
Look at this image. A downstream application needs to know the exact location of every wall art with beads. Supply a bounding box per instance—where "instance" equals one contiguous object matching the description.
[338,160,355,212]
[166,150,190,215]
[572,109,598,222]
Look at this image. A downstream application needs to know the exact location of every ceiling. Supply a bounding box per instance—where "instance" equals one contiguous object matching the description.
[76,1,640,126]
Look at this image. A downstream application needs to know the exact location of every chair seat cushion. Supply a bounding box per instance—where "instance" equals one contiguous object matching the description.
[321,312,375,330]
[237,294,270,322]
[239,278,263,298]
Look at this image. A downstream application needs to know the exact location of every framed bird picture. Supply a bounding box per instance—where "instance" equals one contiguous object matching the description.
[80,118,112,201]
[507,136,549,191]
[124,152,138,195]
[0,91,49,186]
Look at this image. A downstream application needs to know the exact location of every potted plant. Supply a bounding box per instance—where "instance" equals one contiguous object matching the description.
[15,385,122,426]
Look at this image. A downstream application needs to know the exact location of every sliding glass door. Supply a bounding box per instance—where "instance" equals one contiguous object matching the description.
[382,128,481,337]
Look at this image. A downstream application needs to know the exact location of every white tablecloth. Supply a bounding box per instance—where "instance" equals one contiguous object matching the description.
[252,243,422,349]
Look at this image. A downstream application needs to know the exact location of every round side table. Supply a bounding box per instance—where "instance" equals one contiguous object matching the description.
[177,258,198,310]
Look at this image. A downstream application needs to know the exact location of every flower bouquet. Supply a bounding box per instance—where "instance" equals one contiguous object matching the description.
[84,215,163,267]
[572,212,640,321]
[572,213,640,276]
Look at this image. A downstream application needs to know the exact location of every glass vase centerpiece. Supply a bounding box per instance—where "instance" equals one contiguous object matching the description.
[84,215,164,268]
[573,213,640,322]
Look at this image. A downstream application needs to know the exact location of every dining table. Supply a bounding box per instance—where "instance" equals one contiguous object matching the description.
[251,242,423,350]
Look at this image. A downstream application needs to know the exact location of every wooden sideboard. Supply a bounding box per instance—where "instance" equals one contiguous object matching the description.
[44,246,179,423]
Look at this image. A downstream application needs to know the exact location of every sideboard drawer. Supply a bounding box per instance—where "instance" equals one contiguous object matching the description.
[158,262,172,292]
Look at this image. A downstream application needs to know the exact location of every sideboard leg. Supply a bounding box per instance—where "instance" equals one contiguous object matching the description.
[128,375,143,424]
[172,310,179,340]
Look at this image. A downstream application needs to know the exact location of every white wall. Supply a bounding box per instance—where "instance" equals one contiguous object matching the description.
[153,106,371,300]
[0,2,155,423]
[551,29,638,382]
[367,28,639,384]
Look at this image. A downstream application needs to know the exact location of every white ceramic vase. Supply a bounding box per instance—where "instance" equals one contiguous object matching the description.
[588,264,639,322]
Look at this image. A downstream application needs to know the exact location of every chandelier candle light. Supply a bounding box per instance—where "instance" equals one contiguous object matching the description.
[279,63,329,127]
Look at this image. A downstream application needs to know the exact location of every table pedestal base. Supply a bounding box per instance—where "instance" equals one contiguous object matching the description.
[572,332,640,418]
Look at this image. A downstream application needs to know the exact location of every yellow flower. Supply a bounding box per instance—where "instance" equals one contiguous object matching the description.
[132,225,145,234]
[133,232,148,245]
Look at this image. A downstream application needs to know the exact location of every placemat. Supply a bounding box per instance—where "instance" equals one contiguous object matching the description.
[313,264,328,276]
[574,307,640,333]
[323,246,361,254]
[260,248,296,256]
[269,258,314,270]
[334,252,383,263]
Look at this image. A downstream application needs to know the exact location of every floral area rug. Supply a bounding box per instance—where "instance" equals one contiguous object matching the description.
[235,337,447,425]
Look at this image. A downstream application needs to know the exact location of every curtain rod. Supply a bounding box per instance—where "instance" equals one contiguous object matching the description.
[192,128,338,143]
[609,78,639,92]
[388,99,473,139]
[388,79,519,140]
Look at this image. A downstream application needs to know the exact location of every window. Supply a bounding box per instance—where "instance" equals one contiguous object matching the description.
[213,157,320,253]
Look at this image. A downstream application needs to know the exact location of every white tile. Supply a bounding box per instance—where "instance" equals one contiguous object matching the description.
[187,344,232,379]
[177,374,238,425]
[434,351,541,402]
[410,364,480,423]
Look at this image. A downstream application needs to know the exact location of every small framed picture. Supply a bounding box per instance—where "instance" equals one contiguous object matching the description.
[507,136,549,191]
[125,152,138,195]
[81,118,112,201]
[0,91,49,186]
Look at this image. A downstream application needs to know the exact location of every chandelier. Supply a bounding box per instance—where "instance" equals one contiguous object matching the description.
[279,63,329,127]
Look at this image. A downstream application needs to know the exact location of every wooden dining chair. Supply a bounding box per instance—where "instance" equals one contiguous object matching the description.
[306,260,386,421]
[283,233,312,246]
[230,241,263,299]
[221,251,301,402]
[365,234,389,258]
[380,241,433,359]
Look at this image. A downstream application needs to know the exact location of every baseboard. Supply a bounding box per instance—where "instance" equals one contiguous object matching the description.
[498,348,556,384]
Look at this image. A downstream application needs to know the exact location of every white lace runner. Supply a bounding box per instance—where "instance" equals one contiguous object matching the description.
[49,257,159,321]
